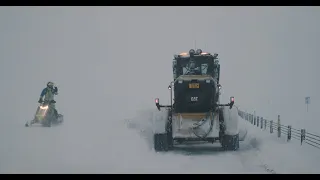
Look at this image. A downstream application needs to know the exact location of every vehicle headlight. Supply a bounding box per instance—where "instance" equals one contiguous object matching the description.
[40,106,48,110]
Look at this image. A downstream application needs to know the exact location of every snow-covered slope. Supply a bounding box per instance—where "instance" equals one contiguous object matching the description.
[125,109,320,174]
[2,107,319,173]
[1,7,320,174]
[0,109,262,174]
[238,117,320,174]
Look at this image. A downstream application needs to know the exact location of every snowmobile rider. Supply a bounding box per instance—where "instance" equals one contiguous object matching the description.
[38,82,59,118]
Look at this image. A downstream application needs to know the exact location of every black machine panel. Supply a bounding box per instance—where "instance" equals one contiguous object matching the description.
[174,79,216,113]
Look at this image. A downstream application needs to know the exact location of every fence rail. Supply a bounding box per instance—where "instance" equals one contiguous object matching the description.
[238,110,320,150]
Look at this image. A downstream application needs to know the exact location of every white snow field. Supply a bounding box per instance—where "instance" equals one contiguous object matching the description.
[1,108,320,174]
[1,6,320,174]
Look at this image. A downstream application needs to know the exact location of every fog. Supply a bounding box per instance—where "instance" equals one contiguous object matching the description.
[0,6,320,150]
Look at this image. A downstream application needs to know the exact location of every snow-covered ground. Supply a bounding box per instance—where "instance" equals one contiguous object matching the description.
[1,108,319,174]
[238,117,320,174]
[1,6,320,174]
[126,109,320,174]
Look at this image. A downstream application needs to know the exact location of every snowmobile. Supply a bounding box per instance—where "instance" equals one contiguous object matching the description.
[25,100,63,127]
[153,49,244,152]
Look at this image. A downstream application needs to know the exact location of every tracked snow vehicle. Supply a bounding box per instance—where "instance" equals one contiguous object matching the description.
[153,49,240,151]
[25,100,63,127]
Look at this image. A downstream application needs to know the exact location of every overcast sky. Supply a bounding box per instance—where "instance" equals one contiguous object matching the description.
[0,6,319,129]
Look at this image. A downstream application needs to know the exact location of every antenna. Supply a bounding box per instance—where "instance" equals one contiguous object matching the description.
[194,40,197,50]
[204,33,207,51]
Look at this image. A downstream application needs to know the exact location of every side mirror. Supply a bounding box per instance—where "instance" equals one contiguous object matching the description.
[229,96,234,109]
[155,98,160,111]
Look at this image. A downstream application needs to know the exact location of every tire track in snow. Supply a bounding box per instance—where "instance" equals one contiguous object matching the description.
[246,137,277,174]
[237,116,277,174]
[254,148,277,174]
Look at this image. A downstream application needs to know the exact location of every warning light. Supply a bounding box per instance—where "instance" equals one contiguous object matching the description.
[155,98,160,111]
[179,52,188,56]
[229,96,235,109]
[196,49,202,54]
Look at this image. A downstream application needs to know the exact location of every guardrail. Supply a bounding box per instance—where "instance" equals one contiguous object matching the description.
[238,110,320,150]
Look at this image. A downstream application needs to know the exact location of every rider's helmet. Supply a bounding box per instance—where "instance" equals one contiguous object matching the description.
[47,81,54,89]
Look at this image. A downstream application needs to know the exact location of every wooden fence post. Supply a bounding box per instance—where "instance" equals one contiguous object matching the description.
[257,116,259,127]
[301,129,306,145]
[260,117,263,129]
[251,114,253,124]
[278,115,281,138]
[287,125,291,141]
[264,119,267,130]
[270,120,273,133]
